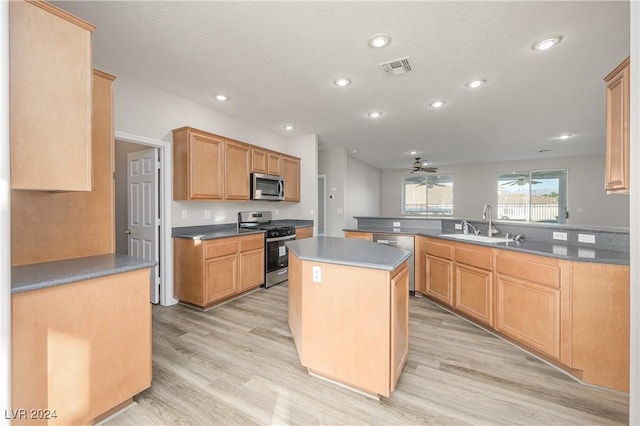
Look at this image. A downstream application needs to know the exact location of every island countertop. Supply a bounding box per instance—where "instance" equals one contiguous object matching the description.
[11,253,157,294]
[286,236,410,271]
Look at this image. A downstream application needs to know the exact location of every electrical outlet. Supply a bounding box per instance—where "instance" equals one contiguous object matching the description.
[578,234,595,244]
[552,232,567,241]
[312,266,322,283]
[454,223,462,230]
[181,210,188,220]
[393,221,401,227]
[204,210,211,219]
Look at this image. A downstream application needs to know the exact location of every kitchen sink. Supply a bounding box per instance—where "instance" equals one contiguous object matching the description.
[439,234,512,244]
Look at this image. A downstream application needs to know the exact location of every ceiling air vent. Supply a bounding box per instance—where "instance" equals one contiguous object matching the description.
[380,56,413,76]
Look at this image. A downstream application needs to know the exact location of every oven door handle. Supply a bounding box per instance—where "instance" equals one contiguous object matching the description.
[266,235,296,243]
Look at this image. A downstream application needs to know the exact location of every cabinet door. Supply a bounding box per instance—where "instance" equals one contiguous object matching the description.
[10,1,94,191]
[239,248,265,291]
[495,275,560,358]
[189,133,224,199]
[390,264,409,392]
[604,57,630,194]
[205,254,238,304]
[251,148,267,173]
[267,153,282,176]
[282,156,300,202]
[224,140,250,200]
[426,254,454,306]
[455,264,493,325]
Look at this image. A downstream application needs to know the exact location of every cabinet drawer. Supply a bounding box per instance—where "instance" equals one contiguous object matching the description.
[205,240,239,259]
[240,235,264,252]
[455,245,492,270]
[495,252,560,289]
[426,240,453,260]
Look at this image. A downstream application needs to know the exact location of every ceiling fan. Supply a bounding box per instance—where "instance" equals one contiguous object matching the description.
[501,176,542,186]
[409,157,437,174]
[416,178,445,188]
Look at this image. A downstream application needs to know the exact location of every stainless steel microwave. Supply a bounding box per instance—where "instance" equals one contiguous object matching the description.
[251,173,285,201]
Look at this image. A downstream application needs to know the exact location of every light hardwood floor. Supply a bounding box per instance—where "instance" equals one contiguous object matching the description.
[106,284,628,425]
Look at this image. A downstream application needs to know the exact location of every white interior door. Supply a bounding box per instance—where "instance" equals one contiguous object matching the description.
[127,148,160,303]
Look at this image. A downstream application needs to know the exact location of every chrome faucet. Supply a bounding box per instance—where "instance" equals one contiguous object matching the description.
[482,204,500,237]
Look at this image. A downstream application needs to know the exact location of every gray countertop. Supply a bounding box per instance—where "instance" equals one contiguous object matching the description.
[11,253,157,294]
[286,236,411,271]
[344,227,629,265]
[172,220,313,240]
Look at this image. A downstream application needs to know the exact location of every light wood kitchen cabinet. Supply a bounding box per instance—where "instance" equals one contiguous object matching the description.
[11,70,116,266]
[494,250,571,362]
[173,127,224,200]
[415,236,427,294]
[390,263,410,392]
[424,238,454,306]
[251,148,268,173]
[12,268,152,425]
[344,231,373,241]
[10,0,94,191]
[224,139,251,200]
[604,56,630,194]
[454,243,493,326]
[295,226,313,239]
[268,152,282,176]
[282,155,301,202]
[174,233,265,308]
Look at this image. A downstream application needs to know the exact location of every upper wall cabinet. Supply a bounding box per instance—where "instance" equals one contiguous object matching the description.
[604,56,630,194]
[173,127,224,200]
[10,0,94,191]
[224,139,250,200]
[282,155,300,202]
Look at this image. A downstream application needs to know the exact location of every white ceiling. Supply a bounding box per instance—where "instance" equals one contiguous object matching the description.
[54,1,630,171]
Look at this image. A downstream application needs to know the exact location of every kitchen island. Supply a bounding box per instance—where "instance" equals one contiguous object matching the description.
[286,237,411,398]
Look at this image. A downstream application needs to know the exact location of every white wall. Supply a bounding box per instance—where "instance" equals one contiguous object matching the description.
[0,1,10,419]
[628,2,639,423]
[345,155,382,229]
[382,154,629,228]
[103,72,317,228]
[318,147,347,236]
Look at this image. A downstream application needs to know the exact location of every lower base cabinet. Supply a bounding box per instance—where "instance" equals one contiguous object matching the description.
[175,233,265,308]
[455,264,493,326]
[12,269,152,425]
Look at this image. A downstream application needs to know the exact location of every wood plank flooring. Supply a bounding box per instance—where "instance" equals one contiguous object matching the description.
[105,284,628,425]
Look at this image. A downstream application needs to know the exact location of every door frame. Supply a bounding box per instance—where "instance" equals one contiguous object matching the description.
[115,131,177,306]
[318,174,327,235]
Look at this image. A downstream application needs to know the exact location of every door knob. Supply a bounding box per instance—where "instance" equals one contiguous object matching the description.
[124,229,132,235]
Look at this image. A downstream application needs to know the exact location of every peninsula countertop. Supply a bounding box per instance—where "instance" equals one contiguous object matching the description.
[12,253,157,294]
[286,236,411,271]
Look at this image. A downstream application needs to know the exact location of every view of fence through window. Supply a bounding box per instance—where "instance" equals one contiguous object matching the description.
[497,170,568,223]
[402,174,454,216]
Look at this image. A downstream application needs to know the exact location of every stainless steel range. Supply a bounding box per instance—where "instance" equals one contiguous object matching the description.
[238,211,296,288]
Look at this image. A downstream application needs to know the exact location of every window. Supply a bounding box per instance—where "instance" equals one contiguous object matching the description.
[497,170,568,223]
[402,174,453,216]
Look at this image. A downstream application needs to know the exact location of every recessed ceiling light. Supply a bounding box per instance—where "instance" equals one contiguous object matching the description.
[409,150,418,155]
[367,111,383,119]
[283,124,295,131]
[465,79,486,89]
[429,100,446,108]
[334,78,351,87]
[533,36,562,51]
[368,33,391,48]
[558,134,573,140]
[214,94,229,101]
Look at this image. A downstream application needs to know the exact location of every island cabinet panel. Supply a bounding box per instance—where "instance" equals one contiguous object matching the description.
[174,233,265,308]
[390,264,409,392]
[288,253,302,356]
[604,56,630,194]
[224,139,250,200]
[344,231,373,241]
[12,269,152,425]
[282,155,301,202]
[454,243,493,326]
[572,262,629,392]
[295,226,313,240]
[173,127,224,200]
[494,250,571,361]
[10,0,94,191]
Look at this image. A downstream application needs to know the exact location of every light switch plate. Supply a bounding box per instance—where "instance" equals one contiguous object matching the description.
[552,232,567,241]
[393,221,401,227]
[204,210,211,219]
[578,234,595,244]
[454,223,462,230]
[181,210,188,219]
[312,266,322,283]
